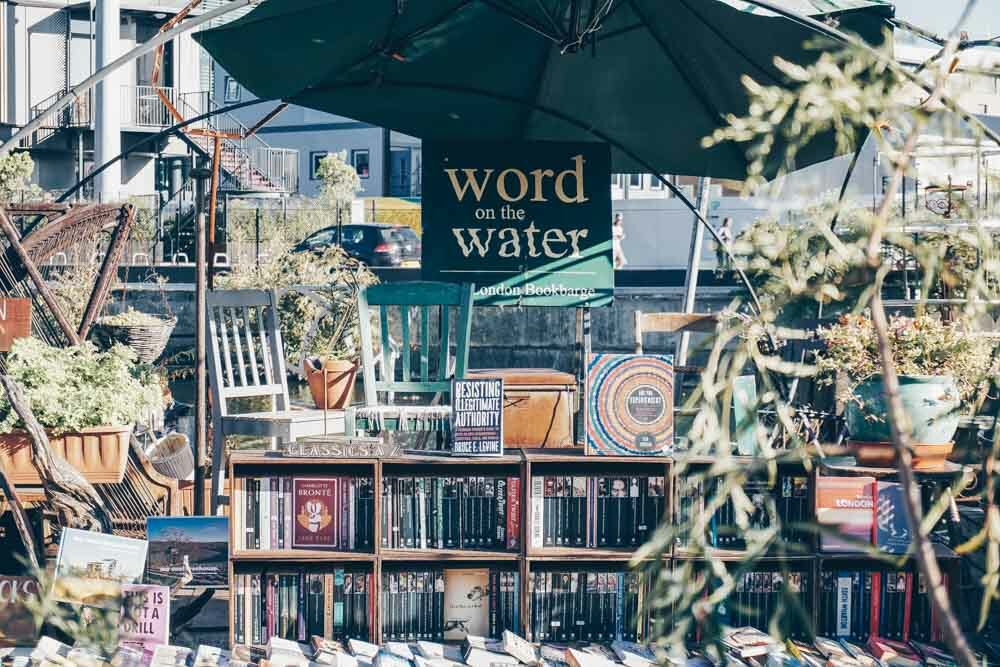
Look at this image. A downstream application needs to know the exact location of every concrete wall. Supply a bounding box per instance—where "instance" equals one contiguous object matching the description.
[118,284,737,373]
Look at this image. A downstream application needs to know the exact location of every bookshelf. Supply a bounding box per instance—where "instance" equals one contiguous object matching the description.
[227,449,968,648]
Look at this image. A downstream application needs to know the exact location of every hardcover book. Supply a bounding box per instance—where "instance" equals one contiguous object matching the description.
[444,569,489,640]
[874,482,911,555]
[586,354,674,456]
[815,476,875,552]
[294,479,339,548]
[53,528,148,609]
[147,516,228,588]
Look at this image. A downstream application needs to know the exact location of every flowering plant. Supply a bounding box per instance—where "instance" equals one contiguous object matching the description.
[816,313,998,407]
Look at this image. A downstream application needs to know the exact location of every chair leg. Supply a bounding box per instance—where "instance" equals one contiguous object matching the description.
[345,407,357,437]
[209,425,226,515]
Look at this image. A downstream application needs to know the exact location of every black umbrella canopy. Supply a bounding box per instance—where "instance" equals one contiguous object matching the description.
[197,0,893,180]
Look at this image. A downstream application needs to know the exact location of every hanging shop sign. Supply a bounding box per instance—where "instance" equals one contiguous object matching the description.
[422,141,613,307]
[586,354,674,456]
[451,377,504,456]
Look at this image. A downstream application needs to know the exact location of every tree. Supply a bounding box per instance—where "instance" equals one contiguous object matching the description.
[316,150,361,210]
[0,152,40,203]
[639,17,996,667]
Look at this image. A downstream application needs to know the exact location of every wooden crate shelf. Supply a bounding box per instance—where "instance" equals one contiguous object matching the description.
[227,448,968,647]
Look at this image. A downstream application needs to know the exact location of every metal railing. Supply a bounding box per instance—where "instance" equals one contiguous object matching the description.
[121,85,176,128]
[179,91,298,193]
[27,89,92,129]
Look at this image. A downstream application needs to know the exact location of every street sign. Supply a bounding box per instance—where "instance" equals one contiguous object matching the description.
[422,141,613,307]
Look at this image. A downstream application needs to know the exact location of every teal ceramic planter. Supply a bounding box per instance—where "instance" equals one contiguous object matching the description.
[847,375,960,444]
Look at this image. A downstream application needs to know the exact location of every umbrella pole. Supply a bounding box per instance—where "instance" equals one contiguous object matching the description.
[677,176,711,368]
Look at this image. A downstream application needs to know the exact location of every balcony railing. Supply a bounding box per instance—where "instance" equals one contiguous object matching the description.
[121,85,176,129]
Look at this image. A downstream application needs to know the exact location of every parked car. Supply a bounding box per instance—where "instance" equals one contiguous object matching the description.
[293,223,422,267]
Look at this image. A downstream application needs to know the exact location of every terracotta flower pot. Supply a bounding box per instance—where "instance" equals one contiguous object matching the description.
[304,357,358,410]
[0,424,133,485]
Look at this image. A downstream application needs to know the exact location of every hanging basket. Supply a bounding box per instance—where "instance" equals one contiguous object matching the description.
[93,315,177,363]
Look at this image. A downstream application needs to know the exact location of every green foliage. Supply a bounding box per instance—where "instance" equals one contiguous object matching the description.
[216,241,378,370]
[0,337,165,434]
[816,312,998,405]
[0,152,41,202]
[317,150,362,207]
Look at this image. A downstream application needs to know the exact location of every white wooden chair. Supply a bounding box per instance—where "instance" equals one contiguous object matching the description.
[207,289,343,512]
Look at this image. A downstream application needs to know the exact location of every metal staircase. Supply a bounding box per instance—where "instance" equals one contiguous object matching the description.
[177,92,297,194]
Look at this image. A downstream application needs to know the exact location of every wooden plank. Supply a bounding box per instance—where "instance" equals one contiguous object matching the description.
[0,298,31,352]
[363,281,467,306]
[255,306,275,386]
[228,307,248,386]
[437,304,450,381]
[379,304,391,385]
[265,290,291,411]
[373,380,451,393]
[420,306,429,382]
[357,288,378,407]
[454,283,474,378]
[216,307,235,388]
[400,305,411,381]
[242,306,260,385]
[639,312,718,334]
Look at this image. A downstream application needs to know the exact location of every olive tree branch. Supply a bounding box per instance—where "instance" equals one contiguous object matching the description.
[863,29,977,667]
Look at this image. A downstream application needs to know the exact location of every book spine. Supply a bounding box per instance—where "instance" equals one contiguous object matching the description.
[870,571,881,639]
[418,477,428,550]
[490,568,499,638]
[902,571,912,642]
[531,476,544,549]
[271,477,279,550]
[436,477,445,549]
[496,477,506,550]
[508,476,520,550]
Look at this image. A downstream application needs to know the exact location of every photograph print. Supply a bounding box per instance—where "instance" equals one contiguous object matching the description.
[53,528,148,610]
[146,516,229,588]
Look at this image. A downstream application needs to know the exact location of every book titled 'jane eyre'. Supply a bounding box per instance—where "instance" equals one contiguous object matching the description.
[294,478,338,548]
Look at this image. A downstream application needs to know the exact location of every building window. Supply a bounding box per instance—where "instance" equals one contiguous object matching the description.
[611,174,623,188]
[352,149,371,179]
[310,151,328,180]
[628,174,641,188]
[223,76,241,103]
[649,174,665,190]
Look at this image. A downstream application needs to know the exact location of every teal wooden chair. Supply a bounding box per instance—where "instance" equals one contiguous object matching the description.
[345,282,474,437]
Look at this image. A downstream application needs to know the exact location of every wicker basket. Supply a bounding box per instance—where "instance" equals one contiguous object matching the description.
[93,315,177,363]
[147,432,194,480]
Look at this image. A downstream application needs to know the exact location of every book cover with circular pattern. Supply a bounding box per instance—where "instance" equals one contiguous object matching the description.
[586,354,674,456]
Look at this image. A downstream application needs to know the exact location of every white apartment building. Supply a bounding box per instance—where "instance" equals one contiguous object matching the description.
[0,0,296,201]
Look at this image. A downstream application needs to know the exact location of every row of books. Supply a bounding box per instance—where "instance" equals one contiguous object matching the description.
[528,570,646,644]
[818,570,947,643]
[724,571,811,640]
[529,476,666,549]
[232,569,374,646]
[381,476,520,551]
[233,476,376,552]
[380,567,521,643]
[674,474,810,549]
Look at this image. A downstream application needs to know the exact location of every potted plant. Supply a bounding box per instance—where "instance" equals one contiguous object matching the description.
[816,313,996,468]
[217,242,378,410]
[93,307,177,364]
[0,337,166,484]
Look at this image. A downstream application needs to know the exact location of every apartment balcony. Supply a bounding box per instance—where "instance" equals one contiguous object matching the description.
[24,85,178,143]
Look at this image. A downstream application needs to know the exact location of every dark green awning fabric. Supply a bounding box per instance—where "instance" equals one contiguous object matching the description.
[196,0,893,180]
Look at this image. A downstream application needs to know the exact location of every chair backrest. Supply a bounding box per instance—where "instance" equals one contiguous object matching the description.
[357,282,474,407]
[206,289,290,416]
[633,311,719,355]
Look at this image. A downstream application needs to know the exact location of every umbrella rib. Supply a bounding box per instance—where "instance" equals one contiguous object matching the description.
[677,0,781,86]
[627,0,747,167]
[480,0,564,42]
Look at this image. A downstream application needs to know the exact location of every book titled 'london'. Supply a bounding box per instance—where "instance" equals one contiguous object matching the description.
[815,476,875,552]
[293,478,338,548]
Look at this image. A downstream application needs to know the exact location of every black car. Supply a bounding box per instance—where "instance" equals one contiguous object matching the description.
[294,223,422,267]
